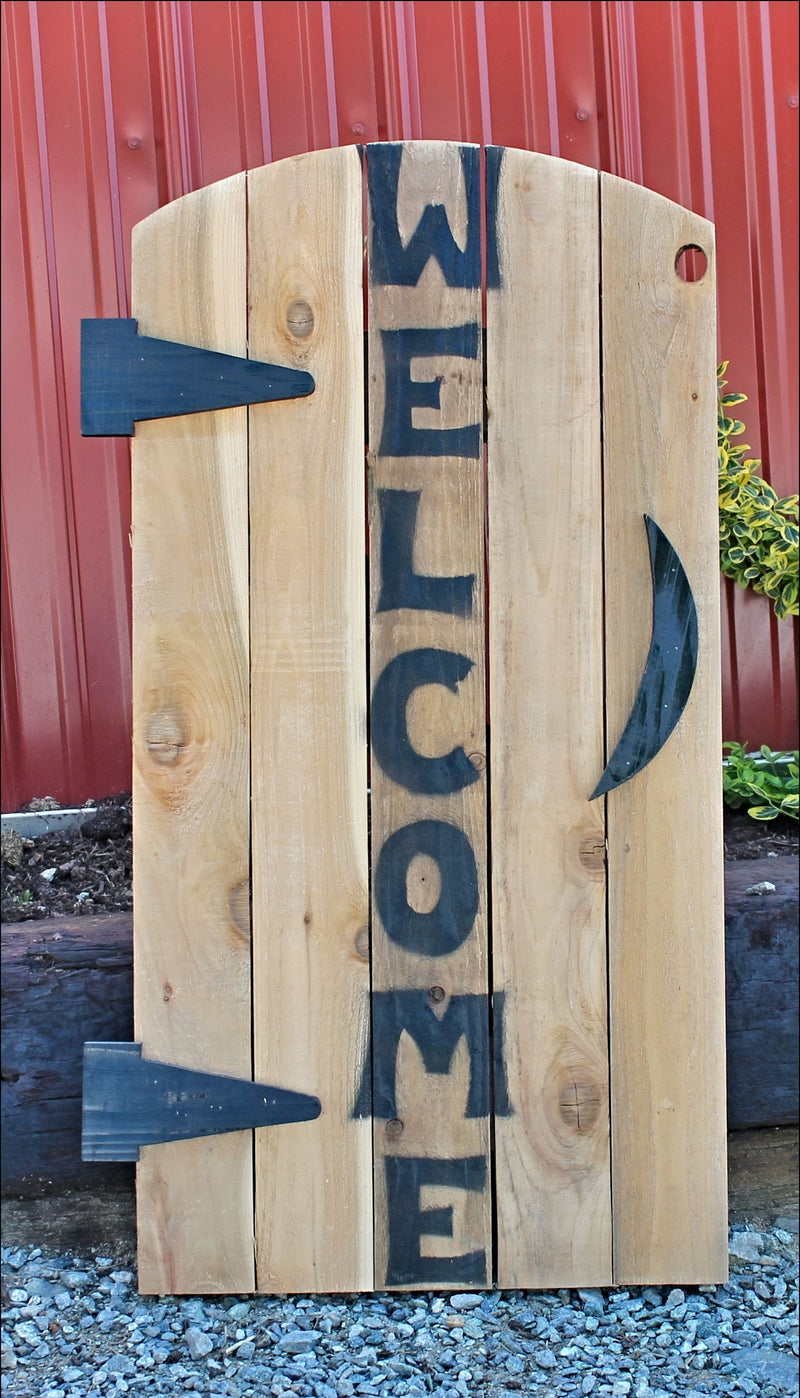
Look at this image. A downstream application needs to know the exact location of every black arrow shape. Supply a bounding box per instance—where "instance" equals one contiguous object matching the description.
[591,516,698,799]
[81,318,314,436]
[82,1042,321,1161]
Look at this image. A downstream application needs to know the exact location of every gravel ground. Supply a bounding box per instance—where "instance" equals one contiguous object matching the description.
[3,811,798,1397]
[1,1226,797,1398]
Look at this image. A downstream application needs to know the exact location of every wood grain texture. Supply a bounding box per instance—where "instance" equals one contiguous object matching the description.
[248,148,372,1293]
[601,174,728,1284]
[367,142,491,1288]
[487,149,611,1288]
[131,175,253,1294]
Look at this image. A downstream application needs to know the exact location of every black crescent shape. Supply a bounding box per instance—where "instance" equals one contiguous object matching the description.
[590,517,698,799]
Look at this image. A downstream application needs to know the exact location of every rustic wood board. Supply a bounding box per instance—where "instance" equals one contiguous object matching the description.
[601,174,728,1284]
[131,175,254,1294]
[248,148,372,1293]
[366,141,492,1288]
[487,149,611,1288]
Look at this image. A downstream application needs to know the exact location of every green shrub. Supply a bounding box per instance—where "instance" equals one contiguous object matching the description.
[722,742,799,821]
[717,364,798,620]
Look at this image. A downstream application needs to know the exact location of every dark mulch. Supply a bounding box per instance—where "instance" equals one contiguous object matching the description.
[0,793,797,924]
[722,806,798,860]
[1,795,132,924]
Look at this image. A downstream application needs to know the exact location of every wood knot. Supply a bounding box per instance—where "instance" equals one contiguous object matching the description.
[467,751,486,772]
[579,836,606,874]
[145,711,186,766]
[227,881,251,939]
[354,926,370,960]
[385,1118,404,1138]
[558,1078,602,1134]
[286,299,314,339]
[428,985,446,1005]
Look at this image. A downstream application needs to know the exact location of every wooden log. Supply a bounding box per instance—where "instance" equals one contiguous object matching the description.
[727,1127,799,1228]
[724,858,799,1131]
[1,914,133,1193]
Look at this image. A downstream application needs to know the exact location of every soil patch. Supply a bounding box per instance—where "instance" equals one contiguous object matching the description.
[722,807,798,861]
[1,793,797,924]
[1,795,132,924]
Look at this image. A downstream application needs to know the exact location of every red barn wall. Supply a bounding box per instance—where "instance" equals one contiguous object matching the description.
[2,0,797,809]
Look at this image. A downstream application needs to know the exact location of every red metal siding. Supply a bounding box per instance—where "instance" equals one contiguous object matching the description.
[2,0,797,809]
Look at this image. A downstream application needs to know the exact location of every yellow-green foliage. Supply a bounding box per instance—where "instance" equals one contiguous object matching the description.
[718,363,798,620]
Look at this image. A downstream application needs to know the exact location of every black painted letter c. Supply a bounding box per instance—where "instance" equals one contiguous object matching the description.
[371,648,480,795]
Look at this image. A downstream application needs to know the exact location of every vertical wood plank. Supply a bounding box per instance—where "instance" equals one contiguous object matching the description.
[131,175,253,1294]
[366,141,492,1289]
[487,149,612,1288]
[601,175,728,1283]
[248,148,372,1293]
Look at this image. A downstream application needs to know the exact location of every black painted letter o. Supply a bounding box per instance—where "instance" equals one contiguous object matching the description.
[375,820,479,957]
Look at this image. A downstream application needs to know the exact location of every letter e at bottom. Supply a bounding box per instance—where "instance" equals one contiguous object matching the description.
[385,1155,487,1286]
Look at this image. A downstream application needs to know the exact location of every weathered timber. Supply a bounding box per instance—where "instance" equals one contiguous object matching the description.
[727,1127,799,1228]
[1,1186,137,1258]
[725,857,799,1131]
[1,914,134,1192]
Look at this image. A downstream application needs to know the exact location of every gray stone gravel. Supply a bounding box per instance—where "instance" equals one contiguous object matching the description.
[1,1225,797,1397]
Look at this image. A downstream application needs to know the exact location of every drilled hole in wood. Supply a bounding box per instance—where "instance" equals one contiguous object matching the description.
[675,244,708,282]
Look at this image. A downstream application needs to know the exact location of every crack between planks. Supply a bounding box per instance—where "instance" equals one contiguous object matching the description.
[597,168,615,1288]
[245,167,258,1291]
[481,143,499,1294]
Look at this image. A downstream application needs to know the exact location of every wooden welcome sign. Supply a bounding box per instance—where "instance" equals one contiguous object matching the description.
[81,142,727,1295]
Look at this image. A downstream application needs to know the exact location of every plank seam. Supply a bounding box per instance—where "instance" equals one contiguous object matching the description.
[481,144,499,1294]
[361,146,377,1293]
[245,167,257,1286]
[597,167,615,1288]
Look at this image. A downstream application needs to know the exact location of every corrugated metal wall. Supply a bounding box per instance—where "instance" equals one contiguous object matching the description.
[2,0,797,810]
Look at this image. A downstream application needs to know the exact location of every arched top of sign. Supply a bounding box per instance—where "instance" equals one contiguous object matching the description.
[81,140,725,1297]
[83,142,713,801]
